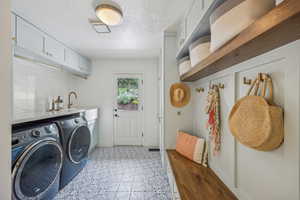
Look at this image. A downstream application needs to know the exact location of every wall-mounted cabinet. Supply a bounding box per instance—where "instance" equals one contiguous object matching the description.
[16,17,44,56]
[11,14,16,43]
[177,19,186,50]
[44,36,65,64]
[79,56,92,75]
[176,0,225,59]
[186,0,204,38]
[12,13,92,78]
[204,0,214,10]
[64,48,80,71]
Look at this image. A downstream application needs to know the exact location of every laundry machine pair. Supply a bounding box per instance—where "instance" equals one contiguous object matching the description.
[12,115,91,200]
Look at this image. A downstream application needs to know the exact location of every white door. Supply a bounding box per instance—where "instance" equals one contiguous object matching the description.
[113,74,143,146]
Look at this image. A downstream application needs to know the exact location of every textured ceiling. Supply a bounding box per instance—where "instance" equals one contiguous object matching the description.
[12,0,192,59]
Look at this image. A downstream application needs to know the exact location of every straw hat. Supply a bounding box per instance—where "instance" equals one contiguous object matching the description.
[170,83,191,107]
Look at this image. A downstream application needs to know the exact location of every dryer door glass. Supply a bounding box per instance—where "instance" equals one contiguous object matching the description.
[14,141,63,199]
[68,126,91,164]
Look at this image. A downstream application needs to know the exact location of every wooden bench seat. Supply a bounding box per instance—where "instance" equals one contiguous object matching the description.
[166,150,238,200]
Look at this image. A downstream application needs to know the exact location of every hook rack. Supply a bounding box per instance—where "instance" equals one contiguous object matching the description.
[209,83,225,90]
[196,88,205,93]
[243,73,269,85]
[243,77,252,85]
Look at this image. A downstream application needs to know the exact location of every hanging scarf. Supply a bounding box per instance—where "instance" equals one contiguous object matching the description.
[205,85,221,156]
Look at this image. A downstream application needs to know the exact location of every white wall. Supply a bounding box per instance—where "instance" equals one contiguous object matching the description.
[0,0,12,199]
[76,58,159,147]
[163,33,194,149]
[192,41,300,200]
[13,57,81,116]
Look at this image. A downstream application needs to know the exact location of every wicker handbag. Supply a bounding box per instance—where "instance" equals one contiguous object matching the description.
[228,74,284,151]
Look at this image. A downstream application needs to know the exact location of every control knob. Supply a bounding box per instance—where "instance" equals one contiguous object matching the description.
[31,130,41,138]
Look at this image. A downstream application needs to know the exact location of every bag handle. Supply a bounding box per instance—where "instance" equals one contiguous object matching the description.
[261,76,274,105]
[247,78,260,96]
[246,74,274,104]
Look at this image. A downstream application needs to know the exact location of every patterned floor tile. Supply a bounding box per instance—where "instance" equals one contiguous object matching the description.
[54,147,171,200]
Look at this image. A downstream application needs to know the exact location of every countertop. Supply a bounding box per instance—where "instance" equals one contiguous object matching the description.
[13,106,99,125]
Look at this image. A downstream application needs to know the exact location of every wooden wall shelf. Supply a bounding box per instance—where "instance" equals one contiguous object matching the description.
[181,0,300,82]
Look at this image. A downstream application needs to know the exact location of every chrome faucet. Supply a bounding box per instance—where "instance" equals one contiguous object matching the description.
[68,91,78,109]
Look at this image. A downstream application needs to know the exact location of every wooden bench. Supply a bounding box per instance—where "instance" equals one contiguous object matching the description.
[166,150,238,200]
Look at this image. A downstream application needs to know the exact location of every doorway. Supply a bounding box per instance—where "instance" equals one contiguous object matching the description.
[113,73,144,146]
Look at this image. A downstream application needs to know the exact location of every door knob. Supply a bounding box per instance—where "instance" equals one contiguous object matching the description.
[114,114,119,117]
[114,109,118,112]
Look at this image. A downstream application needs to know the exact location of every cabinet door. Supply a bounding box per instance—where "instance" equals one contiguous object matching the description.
[44,36,65,64]
[186,0,204,37]
[11,13,16,42]
[177,18,186,49]
[204,0,214,10]
[16,17,44,55]
[65,48,79,70]
[79,56,91,74]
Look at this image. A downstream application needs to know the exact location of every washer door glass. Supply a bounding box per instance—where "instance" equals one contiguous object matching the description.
[14,140,63,199]
[68,126,91,164]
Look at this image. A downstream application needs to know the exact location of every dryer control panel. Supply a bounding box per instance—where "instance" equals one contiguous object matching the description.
[12,123,59,148]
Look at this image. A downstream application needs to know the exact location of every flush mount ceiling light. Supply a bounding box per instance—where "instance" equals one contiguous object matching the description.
[95,2,123,26]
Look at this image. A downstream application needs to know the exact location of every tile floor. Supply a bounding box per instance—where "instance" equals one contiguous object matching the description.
[54,147,171,200]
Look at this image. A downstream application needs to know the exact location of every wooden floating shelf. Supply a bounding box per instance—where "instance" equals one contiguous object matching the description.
[181,0,300,82]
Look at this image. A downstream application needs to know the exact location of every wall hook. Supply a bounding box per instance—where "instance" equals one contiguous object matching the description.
[196,88,205,93]
[218,83,225,89]
[243,77,252,85]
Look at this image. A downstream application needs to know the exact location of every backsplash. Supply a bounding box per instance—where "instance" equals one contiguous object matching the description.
[13,57,80,115]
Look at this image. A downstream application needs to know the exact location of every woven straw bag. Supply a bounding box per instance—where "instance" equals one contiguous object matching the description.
[229,75,284,151]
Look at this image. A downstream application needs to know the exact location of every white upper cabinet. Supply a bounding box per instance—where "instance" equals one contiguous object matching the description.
[14,13,91,77]
[16,17,44,56]
[186,0,204,37]
[79,56,91,74]
[11,13,16,43]
[64,48,80,70]
[177,18,186,50]
[44,36,65,64]
[204,0,214,10]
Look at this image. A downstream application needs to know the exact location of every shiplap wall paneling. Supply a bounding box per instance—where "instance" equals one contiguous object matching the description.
[209,74,236,189]
[193,81,210,139]
[235,56,299,200]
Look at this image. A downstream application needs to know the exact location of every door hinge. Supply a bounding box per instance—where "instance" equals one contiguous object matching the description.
[142,132,144,137]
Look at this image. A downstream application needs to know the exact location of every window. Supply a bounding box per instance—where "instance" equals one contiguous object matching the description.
[117,78,139,111]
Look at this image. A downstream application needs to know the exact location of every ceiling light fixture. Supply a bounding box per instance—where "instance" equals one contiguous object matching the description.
[95,2,123,26]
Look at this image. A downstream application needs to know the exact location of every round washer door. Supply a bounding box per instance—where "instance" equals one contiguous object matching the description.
[68,126,91,164]
[12,138,63,200]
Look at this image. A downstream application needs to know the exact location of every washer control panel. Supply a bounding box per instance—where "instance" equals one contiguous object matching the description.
[12,123,59,147]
